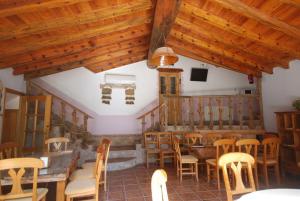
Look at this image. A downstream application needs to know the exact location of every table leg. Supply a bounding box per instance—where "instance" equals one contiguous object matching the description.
[56,180,66,201]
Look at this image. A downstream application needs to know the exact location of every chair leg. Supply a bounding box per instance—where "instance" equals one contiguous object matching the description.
[195,162,199,182]
[275,163,281,185]
[207,163,210,183]
[160,153,164,168]
[254,165,259,189]
[263,164,269,187]
[104,168,107,192]
[66,195,71,201]
[180,162,183,183]
[216,166,220,190]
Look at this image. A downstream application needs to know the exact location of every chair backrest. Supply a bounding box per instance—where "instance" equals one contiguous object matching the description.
[214,139,236,162]
[45,137,70,152]
[218,152,256,201]
[151,169,169,201]
[144,132,159,149]
[202,133,222,146]
[158,132,173,149]
[101,138,112,168]
[261,137,280,161]
[94,149,104,201]
[0,142,18,159]
[0,158,44,201]
[236,139,260,162]
[173,137,181,161]
[185,133,203,146]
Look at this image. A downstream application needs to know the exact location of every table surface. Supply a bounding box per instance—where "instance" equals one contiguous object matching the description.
[237,189,300,201]
[1,150,76,185]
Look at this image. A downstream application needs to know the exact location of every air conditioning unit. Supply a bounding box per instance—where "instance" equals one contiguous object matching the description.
[105,74,136,85]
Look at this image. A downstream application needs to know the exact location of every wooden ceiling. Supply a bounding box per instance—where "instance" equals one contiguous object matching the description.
[0,0,300,79]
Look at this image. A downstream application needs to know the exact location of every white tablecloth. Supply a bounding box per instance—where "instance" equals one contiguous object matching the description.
[237,189,300,201]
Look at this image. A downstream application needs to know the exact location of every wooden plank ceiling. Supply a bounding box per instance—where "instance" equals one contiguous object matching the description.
[0,0,300,79]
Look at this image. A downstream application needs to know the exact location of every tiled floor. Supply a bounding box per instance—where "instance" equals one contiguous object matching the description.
[95,164,300,201]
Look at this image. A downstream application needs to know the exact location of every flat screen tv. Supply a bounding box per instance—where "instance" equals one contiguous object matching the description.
[190,68,208,82]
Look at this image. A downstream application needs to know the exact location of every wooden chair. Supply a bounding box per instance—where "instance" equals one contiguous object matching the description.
[257,137,281,187]
[65,148,104,201]
[218,152,256,201]
[151,169,169,201]
[0,158,48,201]
[236,139,260,188]
[70,138,111,192]
[45,137,70,152]
[144,132,160,168]
[0,142,18,159]
[202,133,222,146]
[185,133,203,146]
[206,138,235,190]
[159,132,175,168]
[174,137,198,183]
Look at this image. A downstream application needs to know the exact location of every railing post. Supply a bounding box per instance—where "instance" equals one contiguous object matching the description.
[209,97,213,129]
[151,111,155,130]
[239,95,243,129]
[248,96,254,129]
[72,109,77,133]
[84,114,88,132]
[198,97,204,129]
[217,97,223,129]
[142,117,146,133]
[189,97,194,131]
[228,96,233,129]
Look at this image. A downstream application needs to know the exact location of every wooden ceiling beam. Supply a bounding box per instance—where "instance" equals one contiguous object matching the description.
[168,37,262,76]
[0,0,152,40]
[147,0,181,66]
[279,0,300,9]
[210,0,300,39]
[1,24,150,69]
[86,51,147,73]
[170,28,273,73]
[0,0,91,17]
[181,2,300,59]
[14,36,149,75]
[175,17,289,68]
[0,10,152,58]
[24,46,148,80]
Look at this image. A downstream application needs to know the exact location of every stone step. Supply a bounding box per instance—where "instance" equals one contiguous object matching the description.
[107,157,136,171]
[109,147,136,159]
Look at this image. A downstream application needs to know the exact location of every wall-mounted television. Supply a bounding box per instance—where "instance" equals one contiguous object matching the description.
[190,68,208,82]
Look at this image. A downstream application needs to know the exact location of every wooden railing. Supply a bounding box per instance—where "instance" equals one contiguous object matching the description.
[138,94,264,132]
[137,103,167,133]
[27,81,93,134]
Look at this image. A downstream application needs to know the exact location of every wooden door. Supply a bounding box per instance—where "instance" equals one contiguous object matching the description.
[21,95,52,152]
[158,68,182,125]
[2,109,18,143]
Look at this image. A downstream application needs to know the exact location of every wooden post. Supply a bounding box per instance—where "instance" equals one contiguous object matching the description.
[151,111,155,130]
[142,117,146,133]
[198,97,204,129]
[248,96,254,129]
[256,77,265,129]
[217,97,223,129]
[209,97,213,129]
[189,97,194,131]
[228,96,233,129]
[239,95,243,129]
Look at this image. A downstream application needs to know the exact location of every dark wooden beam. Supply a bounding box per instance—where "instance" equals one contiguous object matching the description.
[147,0,181,67]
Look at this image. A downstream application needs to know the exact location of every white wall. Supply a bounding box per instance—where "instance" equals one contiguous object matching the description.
[262,60,300,132]
[37,55,253,135]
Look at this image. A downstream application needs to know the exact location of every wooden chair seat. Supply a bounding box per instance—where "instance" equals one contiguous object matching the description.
[206,158,217,166]
[181,155,198,163]
[65,178,96,196]
[9,188,48,201]
[70,166,105,181]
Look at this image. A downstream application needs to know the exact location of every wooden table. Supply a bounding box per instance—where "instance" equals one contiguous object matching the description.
[1,150,78,201]
[237,189,300,201]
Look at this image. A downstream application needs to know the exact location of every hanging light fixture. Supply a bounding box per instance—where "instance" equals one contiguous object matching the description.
[150,46,179,67]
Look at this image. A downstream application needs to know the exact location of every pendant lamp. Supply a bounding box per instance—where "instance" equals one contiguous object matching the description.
[149,46,179,68]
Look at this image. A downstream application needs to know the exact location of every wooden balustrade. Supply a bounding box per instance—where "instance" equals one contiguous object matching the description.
[138,94,264,133]
[27,81,93,135]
